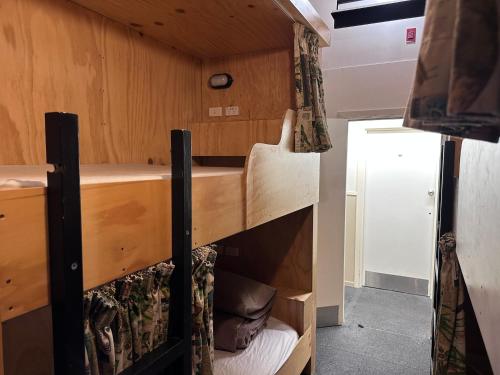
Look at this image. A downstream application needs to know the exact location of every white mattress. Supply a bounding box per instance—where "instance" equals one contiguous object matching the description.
[214,317,298,375]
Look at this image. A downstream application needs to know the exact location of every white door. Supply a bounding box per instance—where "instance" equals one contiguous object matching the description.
[363,130,441,296]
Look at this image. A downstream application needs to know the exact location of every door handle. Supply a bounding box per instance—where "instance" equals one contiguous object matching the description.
[428,190,435,197]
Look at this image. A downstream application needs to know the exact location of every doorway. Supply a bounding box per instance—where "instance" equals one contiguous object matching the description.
[344,119,441,296]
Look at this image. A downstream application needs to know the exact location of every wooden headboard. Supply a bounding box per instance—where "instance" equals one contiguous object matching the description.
[244,109,320,228]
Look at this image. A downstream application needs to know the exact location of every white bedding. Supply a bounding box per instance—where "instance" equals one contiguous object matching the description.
[214,317,298,375]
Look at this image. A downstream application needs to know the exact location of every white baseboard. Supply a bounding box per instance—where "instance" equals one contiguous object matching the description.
[317,305,339,327]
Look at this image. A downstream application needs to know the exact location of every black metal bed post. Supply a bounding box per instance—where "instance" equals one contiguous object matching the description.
[431,140,455,362]
[169,130,193,374]
[45,112,85,375]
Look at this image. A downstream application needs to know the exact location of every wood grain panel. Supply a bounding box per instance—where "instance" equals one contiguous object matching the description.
[192,175,245,248]
[71,0,293,58]
[3,307,53,375]
[81,181,172,290]
[0,0,201,165]
[0,170,245,321]
[245,110,320,228]
[457,140,500,374]
[450,137,463,177]
[275,327,312,375]
[190,119,283,156]
[272,288,312,335]
[217,206,315,293]
[0,322,4,375]
[201,49,294,122]
[273,0,331,47]
[0,188,48,321]
[305,203,318,375]
[216,205,317,373]
[0,181,171,321]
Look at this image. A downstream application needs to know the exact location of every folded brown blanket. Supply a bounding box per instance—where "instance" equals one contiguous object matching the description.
[213,269,277,352]
[214,310,271,352]
[214,269,277,320]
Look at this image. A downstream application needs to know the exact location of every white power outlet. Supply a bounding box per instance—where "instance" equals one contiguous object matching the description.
[225,106,240,116]
[209,107,223,117]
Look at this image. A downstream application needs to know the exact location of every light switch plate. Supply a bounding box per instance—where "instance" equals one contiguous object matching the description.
[209,107,223,117]
[225,106,240,116]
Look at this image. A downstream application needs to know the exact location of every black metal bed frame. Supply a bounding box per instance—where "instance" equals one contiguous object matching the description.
[45,112,192,375]
[332,0,426,29]
[431,140,455,362]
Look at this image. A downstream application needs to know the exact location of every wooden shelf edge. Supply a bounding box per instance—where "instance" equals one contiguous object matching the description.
[273,286,313,336]
[277,287,313,302]
[275,326,313,375]
[0,171,245,322]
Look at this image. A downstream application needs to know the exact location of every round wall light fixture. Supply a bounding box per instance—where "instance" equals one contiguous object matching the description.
[209,73,233,89]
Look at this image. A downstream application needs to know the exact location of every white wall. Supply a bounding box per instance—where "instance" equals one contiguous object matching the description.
[317,119,348,322]
[310,0,424,318]
[347,119,403,191]
[310,0,424,118]
[344,119,403,287]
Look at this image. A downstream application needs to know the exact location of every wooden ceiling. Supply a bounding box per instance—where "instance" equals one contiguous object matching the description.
[71,0,297,58]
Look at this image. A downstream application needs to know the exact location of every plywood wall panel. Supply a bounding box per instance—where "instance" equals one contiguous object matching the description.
[71,0,293,58]
[190,119,283,156]
[3,307,53,375]
[457,140,500,374]
[201,49,294,122]
[217,206,315,292]
[0,0,201,165]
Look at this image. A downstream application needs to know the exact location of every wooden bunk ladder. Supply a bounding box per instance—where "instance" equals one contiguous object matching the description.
[45,113,192,375]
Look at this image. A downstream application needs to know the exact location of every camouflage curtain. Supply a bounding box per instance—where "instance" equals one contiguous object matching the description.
[404,0,500,142]
[82,246,218,375]
[192,246,217,375]
[293,23,332,153]
[83,262,175,375]
[433,233,466,374]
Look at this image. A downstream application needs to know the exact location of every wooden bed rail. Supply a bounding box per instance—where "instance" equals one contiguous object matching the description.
[0,110,321,374]
[244,109,320,228]
[1,113,194,374]
[0,110,319,324]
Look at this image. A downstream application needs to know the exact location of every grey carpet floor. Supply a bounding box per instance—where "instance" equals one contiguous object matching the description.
[316,286,432,375]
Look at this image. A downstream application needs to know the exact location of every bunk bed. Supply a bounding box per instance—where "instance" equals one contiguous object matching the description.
[0,0,330,374]
[0,110,320,375]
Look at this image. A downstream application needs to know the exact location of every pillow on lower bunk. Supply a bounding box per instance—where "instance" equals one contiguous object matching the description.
[214,317,298,375]
[214,269,277,352]
[214,268,277,319]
